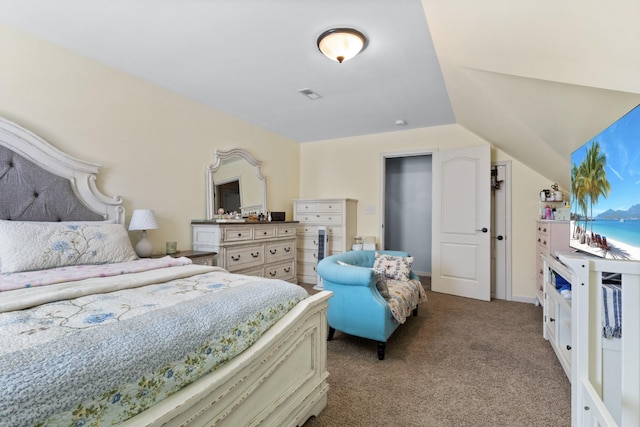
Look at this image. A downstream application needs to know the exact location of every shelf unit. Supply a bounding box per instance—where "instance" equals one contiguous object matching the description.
[542,253,573,380]
[535,220,571,306]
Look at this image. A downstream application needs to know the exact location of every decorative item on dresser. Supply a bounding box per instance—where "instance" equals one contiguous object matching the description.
[535,219,570,306]
[191,220,298,282]
[151,250,217,266]
[294,198,357,285]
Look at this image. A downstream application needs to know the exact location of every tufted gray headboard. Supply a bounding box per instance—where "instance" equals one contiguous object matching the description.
[0,117,124,223]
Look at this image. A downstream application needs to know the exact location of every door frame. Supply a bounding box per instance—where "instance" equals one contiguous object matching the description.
[492,161,512,301]
[379,149,436,252]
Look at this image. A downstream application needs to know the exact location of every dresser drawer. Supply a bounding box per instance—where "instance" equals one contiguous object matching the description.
[295,202,319,214]
[224,244,265,270]
[223,227,253,242]
[265,260,295,281]
[296,225,342,237]
[296,213,342,224]
[537,232,549,252]
[276,225,296,238]
[298,235,343,252]
[266,240,295,263]
[317,202,343,213]
[297,248,319,264]
[253,226,277,240]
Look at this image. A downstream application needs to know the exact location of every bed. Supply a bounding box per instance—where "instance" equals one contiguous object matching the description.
[0,116,331,427]
[558,253,640,427]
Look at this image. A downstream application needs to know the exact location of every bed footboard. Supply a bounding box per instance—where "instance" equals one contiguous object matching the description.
[123,291,332,427]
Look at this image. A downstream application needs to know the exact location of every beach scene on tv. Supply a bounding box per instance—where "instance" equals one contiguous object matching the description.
[570,104,640,261]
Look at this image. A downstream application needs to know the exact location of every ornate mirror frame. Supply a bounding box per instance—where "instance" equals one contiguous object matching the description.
[206,148,266,220]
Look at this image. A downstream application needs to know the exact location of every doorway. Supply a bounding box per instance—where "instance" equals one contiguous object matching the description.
[382,147,510,301]
[491,162,512,300]
[382,153,432,276]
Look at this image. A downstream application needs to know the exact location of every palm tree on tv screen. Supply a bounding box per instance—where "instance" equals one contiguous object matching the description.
[578,141,611,236]
[571,162,588,232]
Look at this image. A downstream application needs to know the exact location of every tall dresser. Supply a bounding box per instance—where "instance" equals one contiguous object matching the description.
[293,198,357,285]
[191,220,298,283]
[535,220,571,305]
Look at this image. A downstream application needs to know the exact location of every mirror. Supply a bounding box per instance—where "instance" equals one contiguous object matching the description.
[206,148,266,219]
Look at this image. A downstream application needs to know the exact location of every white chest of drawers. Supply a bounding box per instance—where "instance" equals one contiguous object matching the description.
[293,198,357,285]
[191,221,297,283]
[535,220,570,305]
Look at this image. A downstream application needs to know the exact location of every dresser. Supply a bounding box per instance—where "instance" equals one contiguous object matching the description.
[535,220,571,305]
[191,221,297,283]
[293,198,357,285]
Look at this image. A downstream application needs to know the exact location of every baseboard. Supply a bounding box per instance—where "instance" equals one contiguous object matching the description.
[511,295,537,304]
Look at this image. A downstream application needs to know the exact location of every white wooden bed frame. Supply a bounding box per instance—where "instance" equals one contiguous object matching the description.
[559,253,640,427]
[0,116,331,426]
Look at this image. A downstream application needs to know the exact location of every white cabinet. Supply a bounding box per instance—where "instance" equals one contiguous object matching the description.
[536,220,571,305]
[293,198,357,285]
[191,221,297,283]
[542,253,573,380]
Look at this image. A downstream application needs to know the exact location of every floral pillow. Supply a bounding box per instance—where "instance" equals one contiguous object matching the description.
[373,252,413,281]
[0,220,138,274]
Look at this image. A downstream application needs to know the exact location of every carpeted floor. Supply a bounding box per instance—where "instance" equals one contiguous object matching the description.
[301,278,571,426]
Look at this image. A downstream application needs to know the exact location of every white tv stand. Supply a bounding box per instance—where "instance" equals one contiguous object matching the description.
[542,253,573,379]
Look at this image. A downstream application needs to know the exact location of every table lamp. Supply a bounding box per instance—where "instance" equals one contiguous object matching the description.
[128,209,159,258]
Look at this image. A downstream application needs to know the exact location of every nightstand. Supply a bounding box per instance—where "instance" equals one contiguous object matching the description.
[152,250,217,266]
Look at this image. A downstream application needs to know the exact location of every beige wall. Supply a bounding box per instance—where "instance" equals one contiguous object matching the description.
[299,126,551,301]
[0,24,300,253]
[1,23,558,302]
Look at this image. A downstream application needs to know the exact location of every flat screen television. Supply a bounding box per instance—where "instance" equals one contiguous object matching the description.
[570,104,640,261]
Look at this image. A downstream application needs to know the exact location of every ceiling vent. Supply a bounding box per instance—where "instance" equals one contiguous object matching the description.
[298,88,322,100]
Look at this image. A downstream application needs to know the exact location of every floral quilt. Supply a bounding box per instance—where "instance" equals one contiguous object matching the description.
[0,264,308,427]
[386,278,427,324]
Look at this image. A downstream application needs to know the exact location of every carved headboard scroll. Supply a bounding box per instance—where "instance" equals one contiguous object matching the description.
[0,117,124,223]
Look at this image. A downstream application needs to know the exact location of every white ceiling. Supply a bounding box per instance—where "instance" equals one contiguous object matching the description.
[2,0,640,189]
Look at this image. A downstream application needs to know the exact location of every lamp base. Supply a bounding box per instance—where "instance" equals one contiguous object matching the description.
[135,231,153,258]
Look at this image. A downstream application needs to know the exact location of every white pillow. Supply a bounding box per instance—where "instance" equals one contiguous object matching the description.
[373,252,413,281]
[0,220,137,273]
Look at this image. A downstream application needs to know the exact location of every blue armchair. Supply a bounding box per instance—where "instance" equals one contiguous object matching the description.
[316,250,423,360]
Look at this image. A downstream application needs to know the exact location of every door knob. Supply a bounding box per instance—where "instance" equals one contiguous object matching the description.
[476,227,488,233]
[497,235,504,240]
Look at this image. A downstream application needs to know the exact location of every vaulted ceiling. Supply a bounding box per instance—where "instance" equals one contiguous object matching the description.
[2,0,639,189]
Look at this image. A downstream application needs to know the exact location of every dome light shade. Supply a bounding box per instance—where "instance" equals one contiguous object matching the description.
[317,28,367,63]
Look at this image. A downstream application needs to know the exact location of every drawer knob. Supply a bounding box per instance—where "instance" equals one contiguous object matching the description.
[566,345,572,351]
[231,255,241,261]
[284,267,291,273]
[270,249,277,254]
[251,252,260,258]
[269,271,277,277]
[284,247,291,252]
[549,317,555,322]
[263,231,267,235]
[237,233,242,237]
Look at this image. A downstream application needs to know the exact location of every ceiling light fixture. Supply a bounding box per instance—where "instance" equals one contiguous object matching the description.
[317,28,367,63]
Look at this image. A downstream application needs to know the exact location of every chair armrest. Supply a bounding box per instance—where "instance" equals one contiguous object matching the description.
[317,261,373,287]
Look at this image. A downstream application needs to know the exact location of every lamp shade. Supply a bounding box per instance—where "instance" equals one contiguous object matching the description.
[317,28,367,63]
[128,209,159,231]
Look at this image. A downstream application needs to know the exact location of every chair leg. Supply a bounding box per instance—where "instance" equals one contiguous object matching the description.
[327,327,336,341]
[377,342,386,360]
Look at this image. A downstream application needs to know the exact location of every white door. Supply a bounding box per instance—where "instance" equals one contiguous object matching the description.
[432,145,491,301]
